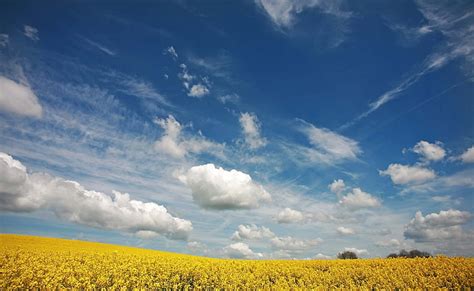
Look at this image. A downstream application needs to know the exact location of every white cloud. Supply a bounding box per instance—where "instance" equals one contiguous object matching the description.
[432,195,461,205]
[0,152,192,240]
[344,0,474,128]
[223,242,263,259]
[81,37,116,56]
[0,34,8,47]
[188,84,209,98]
[178,64,210,98]
[412,140,446,162]
[329,179,345,196]
[298,120,361,164]
[179,164,271,210]
[339,188,381,210]
[154,115,224,159]
[375,239,400,248]
[218,93,240,104]
[271,236,322,252]
[337,226,355,235]
[276,207,304,223]
[23,25,39,41]
[314,253,332,259]
[0,76,42,118]
[459,146,474,163]
[404,209,471,242]
[380,164,436,185]
[231,224,275,240]
[254,0,348,28]
[239,112,267,149]
[165,46,178,60]
[119,76,168,105]
[343,247,368,256]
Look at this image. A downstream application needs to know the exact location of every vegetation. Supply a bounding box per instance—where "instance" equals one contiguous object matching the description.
[387,249,432,258]
[1,234,473,289]
[337,251,358,259]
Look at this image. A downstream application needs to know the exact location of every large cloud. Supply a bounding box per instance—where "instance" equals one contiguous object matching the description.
[404,209,471,242]
[380,164,436,185]
[154,115,224,159]
[0,76,43,118]
[0,152,192,240]
[239,112,267,149]
[231,224,275,240]
[179,164,271,210]
[338,188,381,210]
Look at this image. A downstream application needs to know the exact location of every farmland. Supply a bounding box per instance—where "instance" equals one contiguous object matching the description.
[1,234,473,289]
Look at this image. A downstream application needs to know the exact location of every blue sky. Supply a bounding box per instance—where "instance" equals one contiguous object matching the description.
[0,0,473,259]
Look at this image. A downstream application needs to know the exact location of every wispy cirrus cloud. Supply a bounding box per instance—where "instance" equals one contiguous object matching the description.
[342,0,474,129]
[80,36,117,56]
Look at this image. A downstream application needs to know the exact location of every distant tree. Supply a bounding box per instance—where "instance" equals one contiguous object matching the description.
[398,249,409,258]
[408,250,431,258]
[386,249,431,258]
[337,251,358,259]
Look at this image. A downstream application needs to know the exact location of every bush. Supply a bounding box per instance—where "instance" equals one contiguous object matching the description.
[337,251,358,259]
[387,249,431,258]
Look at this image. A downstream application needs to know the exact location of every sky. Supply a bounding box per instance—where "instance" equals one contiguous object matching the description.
[0,0,473,259]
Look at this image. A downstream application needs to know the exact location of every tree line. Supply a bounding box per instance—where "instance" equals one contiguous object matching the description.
[337,249,432,259]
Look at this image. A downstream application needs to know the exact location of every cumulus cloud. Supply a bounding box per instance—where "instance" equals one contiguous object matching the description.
[297,120,361,164]
[0,76,43,118]
[179,164,271,210]
[23,25,39,41]
[231,224,275,240]
[0,34,8,47]
[337,226,355,235]
[412,140,446,162]
[276,207,304,223]
[339,188,381,210]
[254,0,349,28]
[270,236,322,252]
[0,152,192,239]
[380,164,436,185]
[188,84,209,98]
[404,209,471,242]
[223,242,263,259]
[239,112,267,149]
[329,179,346,197]
[343,247,368,256]
[459,146,474,163]
[154,115,224,159]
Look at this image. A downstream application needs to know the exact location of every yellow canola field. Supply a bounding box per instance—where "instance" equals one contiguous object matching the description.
[1,234,473,289]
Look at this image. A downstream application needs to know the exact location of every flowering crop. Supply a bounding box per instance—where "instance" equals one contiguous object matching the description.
[1,234,473,289]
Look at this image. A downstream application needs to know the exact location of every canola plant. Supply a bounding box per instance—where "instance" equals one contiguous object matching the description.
[1,234,473,289]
